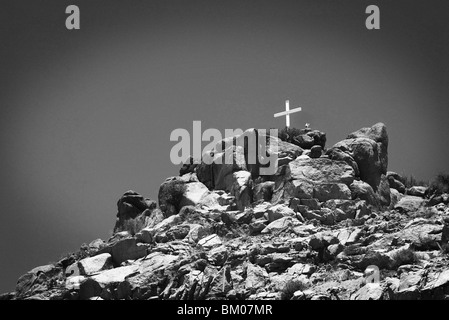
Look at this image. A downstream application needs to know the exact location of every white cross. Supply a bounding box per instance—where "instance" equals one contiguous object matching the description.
[273,100,302,127]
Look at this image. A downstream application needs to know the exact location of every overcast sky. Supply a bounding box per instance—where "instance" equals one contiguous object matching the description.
[0,0,448,292]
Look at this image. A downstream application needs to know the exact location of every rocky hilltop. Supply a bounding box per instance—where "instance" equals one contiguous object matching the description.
[3,123,449,300]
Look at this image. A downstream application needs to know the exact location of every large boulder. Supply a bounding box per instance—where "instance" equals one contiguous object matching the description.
[114,191,157,233]
[158,177,186,216]
[347,122,388,174]
[196,129,302,191]
[331,123,388,193]
[272,158,355,203]
[333,137,382,190]
[325,148,360,176]
[350,180,378,206]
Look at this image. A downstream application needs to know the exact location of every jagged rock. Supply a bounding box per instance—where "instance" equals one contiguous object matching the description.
[395,222,442,249]
[158,177,187,217]
[377,174,391,206]
[79,265,140,300]
[350,283,384,300]
[196,130,302,191]
[347,122,388,174]
[309,231,339,250]
[78,253,113,276]
[207,245,228,266]
[332,123,388,195]
[230,171,253,210]
[407,186,428,197]
[387,172,406,194]
[389,188,403,209]
[99,238,149,265]
[314,183,352,202]
[136,214,182,244]
[179,156,198,176]
[179,181,210,207]
[253,181,275,202]
[266,204,296,223]
[65,276,86,291]
[350,180,378,206]
[272,158,355,203]
[114,190,156,233]
[261,216,297,234]
[198,234,222,250]
[65,262,81,277]
[249,220,268,235]
[245,263,268,292]
[16,264,62,299]
[325,148,360,176]
[300,198,321,210]
[198,190,235,211]
[394,195,426,213]
[322,199,369,220]
[428,193,449,206]
[327,243,345,257]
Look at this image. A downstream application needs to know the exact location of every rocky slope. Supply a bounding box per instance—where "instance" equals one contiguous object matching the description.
[3,123,449,300]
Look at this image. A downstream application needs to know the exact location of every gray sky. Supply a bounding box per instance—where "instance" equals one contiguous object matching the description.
[0,0,448,292]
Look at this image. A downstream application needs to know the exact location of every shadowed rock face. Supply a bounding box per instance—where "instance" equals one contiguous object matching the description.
[329,123,390,205]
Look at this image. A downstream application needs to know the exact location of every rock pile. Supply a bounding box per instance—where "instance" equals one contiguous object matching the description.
[4,123,449,301]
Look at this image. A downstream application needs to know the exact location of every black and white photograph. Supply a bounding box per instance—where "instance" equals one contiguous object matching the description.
[1,0,449,309]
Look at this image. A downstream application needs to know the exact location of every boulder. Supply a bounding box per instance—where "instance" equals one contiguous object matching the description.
[394,196,425,213]
[266,204,296,223]
[78,253,113,276]
[114,190,156,233]
[350,283,384,300]
[253,181,275,202]
[136,214,182,244]
[261,216,296,234]
[377,174,391,206]
[272,158,355,203]
[309,145,322,159]
[230,171,253,210]
[333,138,382,190]
[332,123,389,193]
[79,265,139,299]
[100,238,149,265]
[387,176,406,194]
[196,129,302,191]
[407,186,428,197]
[325,148,359,176]
[158,177,187,217]
[16,264,62,298]
[179,182,210,208]
[350,180,378,206]
[207,245,228,266]
[245,263,268,292]
[347,122,388,174]
[314,183,352,202]
[198,234,222,250]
